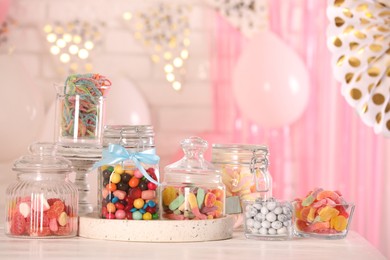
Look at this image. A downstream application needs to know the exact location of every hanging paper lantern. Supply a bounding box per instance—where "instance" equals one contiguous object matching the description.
[327,0,390,137]
[204,0,268,38]
[43,20,105,75]
[123,3,191,91]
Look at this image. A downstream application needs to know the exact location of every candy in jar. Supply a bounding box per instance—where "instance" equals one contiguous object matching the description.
[161,137,225,220]
[95,125,160,220]
[5,143,78,238]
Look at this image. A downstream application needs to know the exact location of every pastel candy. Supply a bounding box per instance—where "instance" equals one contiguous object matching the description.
[196,188,205,208]
[318,206,339,221]
[169,194,185,211]
[113,190,126,200]
[141,190,156,200]
[331,215,348,231]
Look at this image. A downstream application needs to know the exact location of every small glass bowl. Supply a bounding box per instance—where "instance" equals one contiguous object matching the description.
[292,201,355,239]
[243,198,293,240]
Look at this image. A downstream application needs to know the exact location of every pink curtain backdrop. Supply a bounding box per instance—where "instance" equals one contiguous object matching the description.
[208,0,387,256]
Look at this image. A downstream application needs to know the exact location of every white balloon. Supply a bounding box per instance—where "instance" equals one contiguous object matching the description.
[105,77,151,125]
[0,54,44,162]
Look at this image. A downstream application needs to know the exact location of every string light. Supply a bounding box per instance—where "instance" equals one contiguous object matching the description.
[124,3,191,91]
[44,20,104,73]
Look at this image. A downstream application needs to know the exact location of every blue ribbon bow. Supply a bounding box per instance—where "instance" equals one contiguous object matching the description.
[93,144,160,186]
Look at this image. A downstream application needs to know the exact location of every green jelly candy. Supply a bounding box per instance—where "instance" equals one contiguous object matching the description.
[302,195,315,206]
[169,194,185,211]
[197,188,205,208]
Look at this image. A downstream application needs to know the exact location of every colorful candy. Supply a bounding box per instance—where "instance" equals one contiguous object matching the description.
[99,164,158,220]
[293,189,354,237]
[7,196,75,237]
[59,73,111,140]
[162,186,224,220]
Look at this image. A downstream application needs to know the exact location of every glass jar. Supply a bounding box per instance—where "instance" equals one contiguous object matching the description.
[96,125,160,220]
[211,144,272,226]
[5,142,78,238]
[161,137,225,220]
[55,74,111,145]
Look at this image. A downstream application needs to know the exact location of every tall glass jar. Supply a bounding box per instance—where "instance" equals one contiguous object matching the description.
[161,137,225,220]
[55,74,111,145]
[96,125,160,220]
[211,144,272,226]
[5,142,79,238]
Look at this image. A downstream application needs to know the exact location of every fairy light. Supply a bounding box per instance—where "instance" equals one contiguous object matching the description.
[44,20,104,73]
[124,4,191,92]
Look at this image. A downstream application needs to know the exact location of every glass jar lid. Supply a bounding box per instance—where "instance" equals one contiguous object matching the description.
[212,144,269,166]
[13,142,73,173]
[164,137,220,183]
[103,125,155,149]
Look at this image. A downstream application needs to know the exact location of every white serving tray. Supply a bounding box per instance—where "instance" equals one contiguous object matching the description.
[79,213,235,242]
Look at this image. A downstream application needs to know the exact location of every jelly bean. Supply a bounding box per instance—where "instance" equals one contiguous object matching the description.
[142,212,152,220]
[114,164,125,174]
[117,182,130,191]
[113,190,127,200]
[102,188,109,198]
[106,213,116,219]
[106,183,117,192]
[121,173,131,183]
[141,190,156,200]
[102,169,112,179]
[142,203,148,210]
[163,187,177,206]
[139,182,148,191]
[115,209,126,219]
[110,173,121,184]
[111,197,119,203]
[114,202,125,210]
[134,169,143,178]
[106,202,116,213]
[130,208,137,213]
[147,182,157,190]
[148,200,156,207]
[133,198,145,209]
[139,209,146,214]
[129,177,140,188]
[132,211,143,220]
[57,212,68,226]
[196,188,205,208]
[152,213,159,219]
[169,194,185,211]
[128,187,142,199]
[204,192,217,207]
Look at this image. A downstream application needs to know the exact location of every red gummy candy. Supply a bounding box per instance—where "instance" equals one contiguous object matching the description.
[47,198,62,206]
[10,213,26,235]
[46,200,65,219]
[54,226,71,236]
[128,187,142,199]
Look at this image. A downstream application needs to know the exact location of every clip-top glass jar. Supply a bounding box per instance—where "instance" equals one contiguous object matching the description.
[5,142,79,238]
[97,125,160,220]
[211,144,272,226]
[161,137,225,220]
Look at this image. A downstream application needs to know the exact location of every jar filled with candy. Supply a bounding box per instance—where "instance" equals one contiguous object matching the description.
[161,137,225,220]
[55,73,111,145]
[96,125,160,220]
[5,142,78,238]
[211,144,272,227]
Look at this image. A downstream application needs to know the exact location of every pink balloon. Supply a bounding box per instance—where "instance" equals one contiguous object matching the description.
[232,31,310,128]
[0,0,10,24]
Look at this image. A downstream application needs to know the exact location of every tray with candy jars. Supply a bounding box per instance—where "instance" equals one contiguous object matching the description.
[292,189,355,239]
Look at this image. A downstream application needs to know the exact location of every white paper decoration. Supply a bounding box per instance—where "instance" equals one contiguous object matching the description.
[327,0,390,137]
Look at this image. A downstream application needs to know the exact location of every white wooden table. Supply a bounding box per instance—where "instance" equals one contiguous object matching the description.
[0,229,386,260]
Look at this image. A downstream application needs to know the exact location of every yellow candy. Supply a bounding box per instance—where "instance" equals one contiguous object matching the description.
[162,187,177,206]
[114,164,125,174]
[133,198,145,209]
[188,192,198,209]
[110,172,121,184]
[331,215,348,231]
[307,207,317,222]
[143,212,152,220]
[319,206,339,221]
